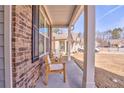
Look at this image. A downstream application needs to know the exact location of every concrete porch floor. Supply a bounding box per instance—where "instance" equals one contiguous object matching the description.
[35,60,83,88]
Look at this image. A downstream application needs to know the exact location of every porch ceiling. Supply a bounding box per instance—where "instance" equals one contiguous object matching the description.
[44,5,84,27]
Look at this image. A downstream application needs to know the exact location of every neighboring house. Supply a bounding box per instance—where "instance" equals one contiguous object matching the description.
[120,30,124,39]
[109,39,124,47]
[52,31,102,55]
[52,32,83,55]
[95,38,124,48]
[52,32,68,55]
[71,32,83,53]
[96,38,110,47]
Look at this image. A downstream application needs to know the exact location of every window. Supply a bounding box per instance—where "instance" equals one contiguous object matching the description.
[32,6,50,60]
[39,12,45,55]
[32,6,39,62]
[45,23,50,52]
[39,7,50,56]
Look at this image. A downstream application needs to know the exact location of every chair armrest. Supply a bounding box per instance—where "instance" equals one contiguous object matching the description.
[44,63,50,70]
[44,63,49,66]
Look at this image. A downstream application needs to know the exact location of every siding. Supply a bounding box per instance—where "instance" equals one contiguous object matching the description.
[0,5,5,88]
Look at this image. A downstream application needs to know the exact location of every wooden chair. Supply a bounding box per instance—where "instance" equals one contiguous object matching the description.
[43,55,66,85]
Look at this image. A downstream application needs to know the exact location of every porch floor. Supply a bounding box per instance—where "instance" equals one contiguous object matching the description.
[35,60,83,88]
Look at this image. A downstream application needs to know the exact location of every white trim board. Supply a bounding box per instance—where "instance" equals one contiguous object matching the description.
[4,5,13,88]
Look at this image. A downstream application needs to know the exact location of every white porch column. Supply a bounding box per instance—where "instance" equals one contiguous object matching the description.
[68,27,71,61]
[82,5,95,88]
[49,27,52,55]
[4,6,13,88]
[53,37,55,53]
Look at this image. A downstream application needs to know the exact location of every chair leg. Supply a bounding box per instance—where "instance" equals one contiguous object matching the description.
[45,72,48,85]
[63,68,66,82]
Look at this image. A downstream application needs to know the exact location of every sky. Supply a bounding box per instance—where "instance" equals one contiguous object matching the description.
[73,5,124,33]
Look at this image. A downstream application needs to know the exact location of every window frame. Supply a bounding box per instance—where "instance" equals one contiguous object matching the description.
[39,13,50,57]
[32,5,39,62]
[32,6,51,61]
[39,22,50,57]
[39,11,45,56]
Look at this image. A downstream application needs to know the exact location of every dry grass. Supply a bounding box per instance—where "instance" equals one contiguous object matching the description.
[71,52,124,88]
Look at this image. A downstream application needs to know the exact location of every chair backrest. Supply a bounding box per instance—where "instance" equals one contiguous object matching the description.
[44,55,48,64]
[47,55,51,64]
[50,52,53,58]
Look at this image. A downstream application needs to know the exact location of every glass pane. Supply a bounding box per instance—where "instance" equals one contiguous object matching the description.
[44,22,49,36]
[35,30,39,57]
[33,6,39,29]
[46,38,49,52]
[32,28,35,57]
[39,12,44,33]
[39,11,45,55]
[39,33,44,55]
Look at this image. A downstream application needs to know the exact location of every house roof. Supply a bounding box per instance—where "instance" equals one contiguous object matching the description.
[96,38,109,46]
[110,39,124,45]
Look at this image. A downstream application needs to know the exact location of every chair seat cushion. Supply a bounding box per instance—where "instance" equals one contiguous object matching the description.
[50,64,63,70]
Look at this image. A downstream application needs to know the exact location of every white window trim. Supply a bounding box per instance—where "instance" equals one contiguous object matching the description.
[4,6,13,88]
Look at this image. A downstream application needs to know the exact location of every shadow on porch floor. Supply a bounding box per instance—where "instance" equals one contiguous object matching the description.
[35,60,83,88]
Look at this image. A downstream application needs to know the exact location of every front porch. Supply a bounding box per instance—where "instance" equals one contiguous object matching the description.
[36,60,83,88]
[36,5,96,88]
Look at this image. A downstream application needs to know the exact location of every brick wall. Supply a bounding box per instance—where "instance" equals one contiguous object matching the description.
[12,5,41,88]
[0,5,5,88]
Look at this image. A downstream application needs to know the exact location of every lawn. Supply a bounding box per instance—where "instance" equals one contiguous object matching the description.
[71,52,124,88]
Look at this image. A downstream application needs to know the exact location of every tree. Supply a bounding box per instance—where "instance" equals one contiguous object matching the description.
[52,28,60,34]
[111,28,123,39]
[78,32,82,38]
[103,30,112,47]
[77,32,82,44]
